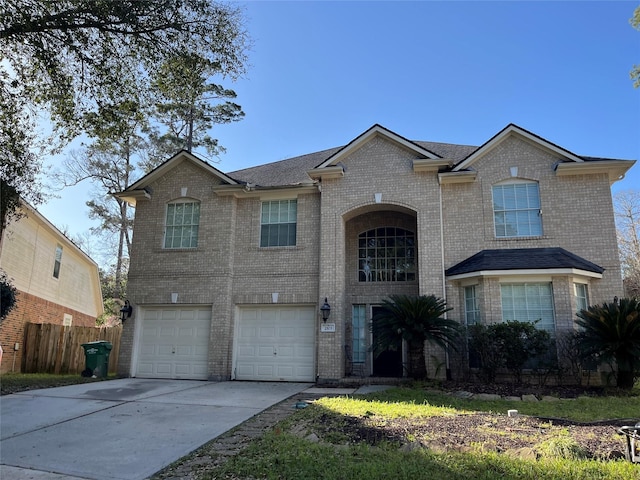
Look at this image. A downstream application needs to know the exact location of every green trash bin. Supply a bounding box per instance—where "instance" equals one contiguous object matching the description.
[81,341,112,378]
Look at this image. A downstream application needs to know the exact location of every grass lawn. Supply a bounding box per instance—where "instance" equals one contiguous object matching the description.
[0,372,116,395]
[4,375,639,479]
[210,386,640,480]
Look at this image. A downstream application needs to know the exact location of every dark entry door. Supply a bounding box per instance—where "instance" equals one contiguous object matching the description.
[371,306,403,377]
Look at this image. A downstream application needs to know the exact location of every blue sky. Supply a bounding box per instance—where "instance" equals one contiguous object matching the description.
[40,1,639,251]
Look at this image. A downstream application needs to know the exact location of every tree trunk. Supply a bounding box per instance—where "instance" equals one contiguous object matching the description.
[115,224,125,300]
[187,105,194,152]
[409,341,427,379]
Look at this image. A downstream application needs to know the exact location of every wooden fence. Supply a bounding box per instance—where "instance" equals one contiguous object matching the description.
[22,323,122,375]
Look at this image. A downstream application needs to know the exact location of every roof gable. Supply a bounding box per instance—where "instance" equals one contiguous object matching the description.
[316,124,442,169]
[307,124,454,180]
[117,150,238,204]
[132,150,238,189]
[453,124,584,172]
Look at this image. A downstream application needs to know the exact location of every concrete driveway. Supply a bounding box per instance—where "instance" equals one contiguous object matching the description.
[0,379,311,480]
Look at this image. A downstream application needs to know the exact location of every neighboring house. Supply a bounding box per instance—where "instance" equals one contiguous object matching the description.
[116,124,635,383]
[0,202,104,373]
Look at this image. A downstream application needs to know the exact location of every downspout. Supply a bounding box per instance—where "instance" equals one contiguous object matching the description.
[438,179,452,380]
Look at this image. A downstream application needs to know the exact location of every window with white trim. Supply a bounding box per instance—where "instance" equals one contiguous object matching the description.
[352,305,367,364]
[164,201,200,249]
[500,283,555,331]
[464,285,481,325]
[492,182,542,238]
[260,200,297,247]
[53,244,63,278]
[574,283,589,313]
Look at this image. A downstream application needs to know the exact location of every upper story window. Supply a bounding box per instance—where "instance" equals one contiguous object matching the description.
[260,199,297,247]
[500,282,555,331]
[464,285,481,326]
[164,201,200,249]
[358,227,416,282]
[53,244,63,278]
[492,181,542,238]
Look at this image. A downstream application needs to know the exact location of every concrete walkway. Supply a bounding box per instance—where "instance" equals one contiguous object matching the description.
[0,379,312,480]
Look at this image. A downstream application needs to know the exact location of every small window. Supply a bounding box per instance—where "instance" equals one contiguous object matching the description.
[464,285,481,326]
[260,200,297,247]
[500,283,555,331]
[352,305,367,364]
[492,182,542,238]
[53,244,63,278]
[574,283,589,313]
[164,201,200,249]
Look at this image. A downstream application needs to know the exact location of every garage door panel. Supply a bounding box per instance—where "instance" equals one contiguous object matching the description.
[297,345,314,357]
[277,346,294,357]
[194,345,208,355]
[256,365,275,377]
[277,366,294,377]
[257,346,274,357]
[237,345,255,356]
[259,327,276,338]
[157,344,174,355]
[279,327,296,337]
[236,365,254,377]
[235,306,315,382]
[160,311,177,321]
[159,327,177,336]
[136,307,211,380]
[239,326,257,339]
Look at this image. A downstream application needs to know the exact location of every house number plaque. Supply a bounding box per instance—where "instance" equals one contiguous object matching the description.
[320,323,336,333]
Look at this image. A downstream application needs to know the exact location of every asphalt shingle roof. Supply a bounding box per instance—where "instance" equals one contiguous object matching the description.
[226,136,624,188]
[227,141,478,187]
[445,248,605,276]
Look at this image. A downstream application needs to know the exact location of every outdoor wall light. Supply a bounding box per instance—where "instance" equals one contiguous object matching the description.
[320,298,331,322]
[120,300,132,322]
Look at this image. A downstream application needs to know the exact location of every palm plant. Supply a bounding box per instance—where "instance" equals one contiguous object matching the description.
[370,294,460,379]
[575,297,640,389]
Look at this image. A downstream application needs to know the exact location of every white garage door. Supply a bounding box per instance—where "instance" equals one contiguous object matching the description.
[235,306,315,382]
[136,307,211,380]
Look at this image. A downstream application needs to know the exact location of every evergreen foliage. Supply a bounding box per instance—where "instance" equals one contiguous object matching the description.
[370,294,459,378]
[576,297,640,389]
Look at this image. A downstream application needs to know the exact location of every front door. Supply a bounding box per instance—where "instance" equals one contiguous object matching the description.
[371,306,403,377]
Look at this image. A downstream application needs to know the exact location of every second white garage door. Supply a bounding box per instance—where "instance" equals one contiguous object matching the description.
[136,307,211,380]
[235,306,315,382]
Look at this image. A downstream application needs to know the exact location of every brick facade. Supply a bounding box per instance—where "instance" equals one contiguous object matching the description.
[0,290,97,373]
[117,126,634,383]
[0,202,103,373]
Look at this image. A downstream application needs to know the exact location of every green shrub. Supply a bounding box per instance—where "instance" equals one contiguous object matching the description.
[469,320,553,384]
[0,270,17,321]
[576,297,640,389]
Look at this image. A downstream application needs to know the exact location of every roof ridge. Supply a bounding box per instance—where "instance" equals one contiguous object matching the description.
[228,146,343,174]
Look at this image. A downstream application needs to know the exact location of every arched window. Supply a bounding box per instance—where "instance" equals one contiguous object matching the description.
[358,227,416,282]
[164,200,200,249]
[492,181,542,238]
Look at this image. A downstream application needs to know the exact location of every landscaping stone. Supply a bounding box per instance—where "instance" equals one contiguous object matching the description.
[474,393,502,401]
[452,390,474,399]
[541,396,560,402]
[400,441,423,453]
[505,447,538,461]
[304,433,320,443]
[521,394,539,402]
[503,396,522,401]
